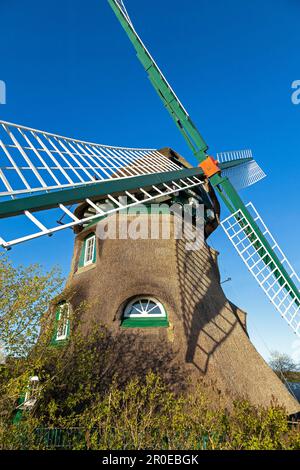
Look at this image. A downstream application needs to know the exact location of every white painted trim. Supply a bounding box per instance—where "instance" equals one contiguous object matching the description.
[0,120,181,200]
[56,303,70,341]
[124,296,166,318]
[23,376,39,409]
[83,235,96,267]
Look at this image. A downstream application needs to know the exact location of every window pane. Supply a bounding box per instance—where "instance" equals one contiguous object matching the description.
[147,306,161,315]
[124,297,166,318]
[131,304,143,315]
[56,303,69,340]
[147,301,157,311]
[84,236,95,265]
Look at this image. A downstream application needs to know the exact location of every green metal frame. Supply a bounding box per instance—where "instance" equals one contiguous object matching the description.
[108,0,300,307]
[12,395,25,424]
[219,157,252,170]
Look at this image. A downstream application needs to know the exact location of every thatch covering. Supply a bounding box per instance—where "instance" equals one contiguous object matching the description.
[60,213,299,415]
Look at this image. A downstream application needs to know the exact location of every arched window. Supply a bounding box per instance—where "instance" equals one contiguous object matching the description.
[122,296,169,328]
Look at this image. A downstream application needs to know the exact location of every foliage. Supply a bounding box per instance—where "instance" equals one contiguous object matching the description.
[0,253,64,358]
[1,374,300,450]
[0,254,299,450]
[0,326,299,450]
[269,350,300,383]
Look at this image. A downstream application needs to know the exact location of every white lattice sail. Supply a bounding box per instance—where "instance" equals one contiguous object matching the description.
[217,149,266,190]
[0,121,181,200]
[0,120,205,249]
[221,203,300,337]
[217,149,253,163]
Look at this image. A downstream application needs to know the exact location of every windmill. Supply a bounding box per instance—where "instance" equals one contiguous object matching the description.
[107,0,300,337]
[0,0,298,340]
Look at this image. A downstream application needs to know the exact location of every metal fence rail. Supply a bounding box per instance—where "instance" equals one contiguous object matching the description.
[35,427,86,449]
[33,427,212,450]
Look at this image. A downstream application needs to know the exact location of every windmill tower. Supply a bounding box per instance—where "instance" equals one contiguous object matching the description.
[0,1,299,414]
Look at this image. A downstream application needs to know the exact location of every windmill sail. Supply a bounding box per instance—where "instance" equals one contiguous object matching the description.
[114,0,133,27]
[108,0,300,338]
[221,203,300,336]
[0,120,204,249]
[108,0,208,159]
[217,149,266,190]
[0,121,181,199]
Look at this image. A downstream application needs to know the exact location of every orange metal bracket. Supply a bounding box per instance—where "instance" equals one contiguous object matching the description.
[199,156,221,178]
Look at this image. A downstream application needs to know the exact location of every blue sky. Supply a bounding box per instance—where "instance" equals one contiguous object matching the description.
[1,0,300,362]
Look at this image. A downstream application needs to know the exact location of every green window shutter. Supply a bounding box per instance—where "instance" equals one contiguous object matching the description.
[92,237,97,263]
[66,317,71,339]
[78,239,86,268]
[12,394,25,424]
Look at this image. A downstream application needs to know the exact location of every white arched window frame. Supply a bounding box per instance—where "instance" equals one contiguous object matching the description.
[123,297,166,319]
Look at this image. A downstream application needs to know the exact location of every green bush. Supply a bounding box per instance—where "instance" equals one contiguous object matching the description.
[0,317,299,450]
[1,369,299,450]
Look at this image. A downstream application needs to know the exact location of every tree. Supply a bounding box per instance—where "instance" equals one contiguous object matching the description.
[0,253,64,358]
[269,351,299,381]
[0,343,5,364]
[0,320,299,450]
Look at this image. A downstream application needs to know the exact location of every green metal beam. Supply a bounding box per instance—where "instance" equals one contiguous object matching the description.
[218,157,252,170]
[0,167,203,219]
[212,173,300,302]
[107,1,300,308]
[108,0,208,162]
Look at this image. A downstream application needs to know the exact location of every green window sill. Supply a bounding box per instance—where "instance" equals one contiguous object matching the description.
[121,318,169,328]
[50,338,69,347]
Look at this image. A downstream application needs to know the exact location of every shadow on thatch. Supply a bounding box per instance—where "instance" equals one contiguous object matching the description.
[58,325,188,398]
[175,237,238,374]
